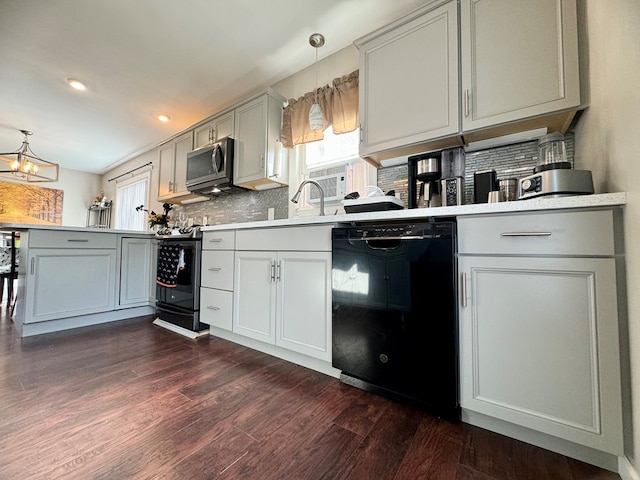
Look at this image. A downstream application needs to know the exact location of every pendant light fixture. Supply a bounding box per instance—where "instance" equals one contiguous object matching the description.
[308,33,325,132]
[0,130,59,182]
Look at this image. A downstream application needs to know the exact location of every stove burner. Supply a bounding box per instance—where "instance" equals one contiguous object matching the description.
[155,225,202,239]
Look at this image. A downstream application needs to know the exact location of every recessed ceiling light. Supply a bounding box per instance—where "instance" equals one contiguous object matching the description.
[157,114,171,122]
[66,78,87,91]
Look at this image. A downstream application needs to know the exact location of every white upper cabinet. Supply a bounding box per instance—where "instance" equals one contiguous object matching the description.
[357,1,459,156]
[194,110,235,149]
[233,92,288,190]
[460,0,580,132]
[157,131,194,201]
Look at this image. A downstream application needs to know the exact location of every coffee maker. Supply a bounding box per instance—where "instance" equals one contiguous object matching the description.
[408,152,441,208]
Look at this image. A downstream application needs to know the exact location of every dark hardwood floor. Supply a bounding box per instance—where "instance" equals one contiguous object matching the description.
[0,299,620,479]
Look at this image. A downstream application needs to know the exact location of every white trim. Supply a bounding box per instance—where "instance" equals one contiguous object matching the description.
[619,456,640,480]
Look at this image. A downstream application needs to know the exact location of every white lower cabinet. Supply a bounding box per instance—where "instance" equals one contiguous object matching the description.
[200,233,236,331]
[458,211,623,455]
[25,248,117,323]
[119,237,152,307]
[233,250,332,361]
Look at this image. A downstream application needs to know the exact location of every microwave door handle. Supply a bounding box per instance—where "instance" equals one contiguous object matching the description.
[212,145,223,175]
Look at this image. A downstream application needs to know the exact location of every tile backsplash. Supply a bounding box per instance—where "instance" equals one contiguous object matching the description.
[175,134,574,224]
[378,133,574,206]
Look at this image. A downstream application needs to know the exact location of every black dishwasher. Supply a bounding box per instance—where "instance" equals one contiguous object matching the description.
[332,220,459,420]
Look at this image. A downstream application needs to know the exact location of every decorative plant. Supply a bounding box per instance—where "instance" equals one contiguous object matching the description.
[136,203,173,228]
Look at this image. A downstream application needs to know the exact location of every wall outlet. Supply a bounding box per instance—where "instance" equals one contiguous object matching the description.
[268,207,275,220]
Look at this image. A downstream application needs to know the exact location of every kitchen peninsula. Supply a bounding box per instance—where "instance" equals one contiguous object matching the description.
[0,224,155,337]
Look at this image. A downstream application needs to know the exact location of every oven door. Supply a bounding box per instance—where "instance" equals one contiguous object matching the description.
[155,239,201,312]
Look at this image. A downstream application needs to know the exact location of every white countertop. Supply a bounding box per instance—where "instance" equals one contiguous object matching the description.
[201,192,627,231]
[0,223,154,235]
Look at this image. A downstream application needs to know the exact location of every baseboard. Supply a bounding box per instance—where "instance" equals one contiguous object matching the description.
[208,326,341,378]
[619,456,640,480]
[462,410,620,473]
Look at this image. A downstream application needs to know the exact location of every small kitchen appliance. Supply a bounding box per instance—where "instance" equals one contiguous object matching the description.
[518,132,594,199]
[441,177,464,206]
[186,137,240,195]
[518,169,594,199]
[473,169,498,203]
[408,152,441,208]
[534,132,571,172]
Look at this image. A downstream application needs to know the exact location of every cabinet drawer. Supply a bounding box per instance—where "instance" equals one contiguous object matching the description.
[202,231,235,250]
[200,288,232,331]
[236,225,333,251]
[28,230,117,249]
[201,251,234,290]
[458,210,615,256]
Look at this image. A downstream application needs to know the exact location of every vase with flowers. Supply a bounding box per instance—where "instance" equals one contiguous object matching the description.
[136,203,173,230]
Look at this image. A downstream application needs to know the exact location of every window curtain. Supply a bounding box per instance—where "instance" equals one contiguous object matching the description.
[115,175,148,231]
[281,69,359,149]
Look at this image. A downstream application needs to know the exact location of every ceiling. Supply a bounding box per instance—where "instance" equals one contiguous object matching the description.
[0,0,427,175]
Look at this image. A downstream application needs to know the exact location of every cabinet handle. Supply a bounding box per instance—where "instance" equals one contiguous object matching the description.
[208,267,222,271]
[208,238,223,243]
[67,239,89,243]
[464,90,470,117]
[270,261,276,282]
[30,257,35,275]
[276,261,281,282]
[461,272,467,308]
[359,124,364,144]
[260,155,265,170]
[207,306,220,311]
[169,181,174,192]
[500,232,552,237]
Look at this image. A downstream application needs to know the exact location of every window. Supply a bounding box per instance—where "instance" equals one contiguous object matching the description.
[115,172,149,231]
[289,127,377,217]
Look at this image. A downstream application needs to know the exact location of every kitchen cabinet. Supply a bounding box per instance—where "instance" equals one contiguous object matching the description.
[194,111,235,149]
[458,210,623,455]
[200,231,235,331]
[460,0,580,132]
[157,131,194,200]
[22,230,118,323]
[355,0,581,162]
[356,0,459,156]
[233,226,332,361]
[119,237,152,307]
[233,91,289,190]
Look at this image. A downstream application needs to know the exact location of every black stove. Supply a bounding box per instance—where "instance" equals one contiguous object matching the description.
[154,225,205,332]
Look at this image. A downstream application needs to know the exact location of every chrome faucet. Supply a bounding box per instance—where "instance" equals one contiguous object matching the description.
[291,179,325,216]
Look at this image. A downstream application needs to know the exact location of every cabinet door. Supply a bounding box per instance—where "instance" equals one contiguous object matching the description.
[359,1,459,155]
[460,0,580,131]
[234,96,267,185]
[172,131,194,197]
[458,255,622,454]
[25,249,117,323]
[194,112,235,149]
[233,251,276,343]
[119,238,152,307]
[157,143,175,199]
[276,252,331,361]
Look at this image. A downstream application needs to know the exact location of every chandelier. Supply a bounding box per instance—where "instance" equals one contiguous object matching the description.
[0,130,59,182]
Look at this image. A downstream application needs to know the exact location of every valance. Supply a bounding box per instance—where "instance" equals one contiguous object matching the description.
[281,70,359,149]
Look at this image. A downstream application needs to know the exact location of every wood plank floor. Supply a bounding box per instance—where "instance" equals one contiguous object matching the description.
[0,303,620,479]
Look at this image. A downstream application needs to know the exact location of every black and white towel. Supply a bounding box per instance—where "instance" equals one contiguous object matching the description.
[156,244,183,287]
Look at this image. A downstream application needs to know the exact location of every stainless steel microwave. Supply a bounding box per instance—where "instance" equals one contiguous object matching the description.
[186,137,235,194]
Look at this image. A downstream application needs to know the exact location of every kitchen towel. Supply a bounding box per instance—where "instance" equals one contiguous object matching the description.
[156,244,182,287]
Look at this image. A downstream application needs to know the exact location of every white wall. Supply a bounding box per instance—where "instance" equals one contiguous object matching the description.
[271,45,358,100]
[574,0,640,474]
